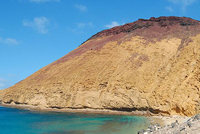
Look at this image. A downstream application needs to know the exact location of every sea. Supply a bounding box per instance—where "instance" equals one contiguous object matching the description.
[0,106,150,134]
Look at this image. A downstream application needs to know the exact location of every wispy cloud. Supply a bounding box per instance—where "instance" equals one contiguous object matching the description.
[0,37,20,45]
[165,6,174,12]
[0,75,21,90]
[29,0,60,3]
[0,78,7,90]
[23,17,50,34]
[77,22,93,28]
[0,83,5,89]
[105,21,121,29]
[67,27,84,34]
[67,22,93,34]
[7,74,19,78]
[75,4,87,12]
[0,78,7,82]
[167,0,197,12]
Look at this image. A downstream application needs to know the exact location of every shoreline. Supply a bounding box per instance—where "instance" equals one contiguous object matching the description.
[1,103,153,116]
[1,103,195,133]
[1,103,189,127]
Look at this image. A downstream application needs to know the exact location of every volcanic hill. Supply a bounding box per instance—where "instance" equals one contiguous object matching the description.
[1,16,200,116]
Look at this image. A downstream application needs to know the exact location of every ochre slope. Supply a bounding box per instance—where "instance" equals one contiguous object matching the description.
[0,90,5,103]
[1,17,200,116]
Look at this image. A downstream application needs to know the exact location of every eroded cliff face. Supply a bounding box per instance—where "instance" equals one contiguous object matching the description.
[1,17,200,116]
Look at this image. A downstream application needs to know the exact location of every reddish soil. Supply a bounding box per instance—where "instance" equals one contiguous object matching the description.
[52,33,126,65]
[90,16,200,39]
[51,16,200,66]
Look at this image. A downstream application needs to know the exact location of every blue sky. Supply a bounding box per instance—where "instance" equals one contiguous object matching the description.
[0,0,200,90]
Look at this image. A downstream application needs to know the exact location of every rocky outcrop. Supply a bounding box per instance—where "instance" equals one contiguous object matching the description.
[140,114,200,134]
[1,16,200,116]
[90,16,199,39]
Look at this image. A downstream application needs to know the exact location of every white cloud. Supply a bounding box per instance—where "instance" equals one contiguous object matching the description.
[5,38,19,45]
[167,0,197,11]
[168,0,196,4]
[0,37,20,45]
[77,22,93,28]
[165,6,174,12]
[23,17,50,34]
[29,0,60,3]
[75,4,87,12]
[105,21,120,29]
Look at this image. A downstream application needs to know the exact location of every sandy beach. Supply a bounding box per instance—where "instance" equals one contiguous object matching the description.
[2,103,192,125]
[1,103,153,116]
[150,115,189,126]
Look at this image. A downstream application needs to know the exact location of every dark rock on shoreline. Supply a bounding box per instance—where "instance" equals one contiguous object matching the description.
[139,114,200,134]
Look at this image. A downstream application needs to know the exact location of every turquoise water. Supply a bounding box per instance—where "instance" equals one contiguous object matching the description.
[0,106,150,134]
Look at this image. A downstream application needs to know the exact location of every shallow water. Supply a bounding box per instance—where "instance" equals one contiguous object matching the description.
[0,106,150,134]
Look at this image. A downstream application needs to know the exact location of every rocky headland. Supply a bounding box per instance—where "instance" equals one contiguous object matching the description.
[1,16,200,118]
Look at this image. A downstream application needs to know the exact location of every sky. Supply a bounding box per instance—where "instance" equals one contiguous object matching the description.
[0,0,200,90]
